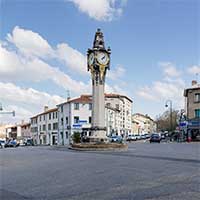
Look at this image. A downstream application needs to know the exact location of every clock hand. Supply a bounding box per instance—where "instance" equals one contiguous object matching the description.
[101,56,105,60]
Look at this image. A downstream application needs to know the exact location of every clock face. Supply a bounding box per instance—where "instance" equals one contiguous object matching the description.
[97,52,109,66]
[88,53,94,66]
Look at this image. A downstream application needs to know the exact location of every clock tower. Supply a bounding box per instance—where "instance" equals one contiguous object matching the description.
[87,28,111,141]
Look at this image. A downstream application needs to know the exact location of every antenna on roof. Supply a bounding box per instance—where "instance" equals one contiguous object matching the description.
[67,90,70,101]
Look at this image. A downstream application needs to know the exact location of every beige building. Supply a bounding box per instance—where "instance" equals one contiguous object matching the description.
[132,113,157,134]
[184,80,200,140]
[0,124,10,139]
[184,80,200,119]
[5,121,31,142]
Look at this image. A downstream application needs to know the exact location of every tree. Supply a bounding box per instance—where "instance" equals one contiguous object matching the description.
[72,132,81,143]
[155,110,179,132]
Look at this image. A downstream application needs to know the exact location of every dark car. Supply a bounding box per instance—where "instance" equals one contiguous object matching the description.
[5,140,19,148]
[150,134,161,143]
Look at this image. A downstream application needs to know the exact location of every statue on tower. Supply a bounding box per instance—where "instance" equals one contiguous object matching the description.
[87,28,111,141]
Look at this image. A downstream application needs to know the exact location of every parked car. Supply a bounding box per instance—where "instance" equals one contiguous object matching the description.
[141,134,146,140]
[127,135,137,141]
[135,135,141,140]
[144,134,150,139]
[110,135,123,143]
[24,138,34,146]
[5,139,20,148]
[161,133,165,140]
[0,140,5,148]
[150,134,161,143]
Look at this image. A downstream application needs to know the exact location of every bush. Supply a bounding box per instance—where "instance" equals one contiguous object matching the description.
[72,132,81,143]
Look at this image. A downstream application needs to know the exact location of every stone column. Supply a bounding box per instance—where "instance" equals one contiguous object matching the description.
[91,72,106,139]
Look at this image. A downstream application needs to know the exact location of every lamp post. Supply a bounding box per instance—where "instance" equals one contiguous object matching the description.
[165,100,173,133]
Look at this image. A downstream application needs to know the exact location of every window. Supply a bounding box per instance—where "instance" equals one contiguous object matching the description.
[61,105,63,112]
[55,112,58,118]
[61,118,63,125]
[48,123,51,130]
[43,115,45,121]
[66,117,68,124]
[53,112,55,119]
[194,93,200,102]
[43,124,46,131]
[66,131,68,139]
[74,103,79,110]
[39,125,41,131]
[89,103,92,110]
[195,109,200,118]
[74,116,79,123]
[53,123,58,130]
[116,104,119,110]
[49,113,51,120]
[39,116,41,121]
[89,116,92,123]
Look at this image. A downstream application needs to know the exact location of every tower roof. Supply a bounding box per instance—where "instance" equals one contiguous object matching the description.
[93,28,105,50]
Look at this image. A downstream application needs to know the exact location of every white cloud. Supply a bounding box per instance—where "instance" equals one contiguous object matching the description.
[137,86,157,101]
[159,62,182,77]
[0,82,65,123]
[68,0,127,21]
[0,26,128,123]
[56,43,87,74]
[107,65,126,80]
[5,26,87,75]
[187,65,200,75]
[0,82,64,107]
[137,63,186,109]
[0,44,90,94]
[7,26,53,58]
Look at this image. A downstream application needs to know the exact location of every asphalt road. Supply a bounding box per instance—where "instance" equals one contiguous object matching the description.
[0,142,200,200]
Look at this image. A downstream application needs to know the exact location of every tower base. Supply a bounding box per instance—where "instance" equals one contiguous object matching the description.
[89,128,108,143]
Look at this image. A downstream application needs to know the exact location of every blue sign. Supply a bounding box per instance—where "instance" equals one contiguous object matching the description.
[179,122,187,127]
[73,124,82,128]
[188,120,200,128]
[79,120,87,124]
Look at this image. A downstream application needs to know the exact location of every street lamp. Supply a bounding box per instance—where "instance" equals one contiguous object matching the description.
[0,103,15,116]
[0,103,3,111]
[165,100,173,133]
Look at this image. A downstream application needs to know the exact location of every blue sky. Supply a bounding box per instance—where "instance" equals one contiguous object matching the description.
[0,0,199,123]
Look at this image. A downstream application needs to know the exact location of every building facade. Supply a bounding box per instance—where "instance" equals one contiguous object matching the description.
[30,93,132,146]
[57,94,132,146]
[5,122,31,143]
[184,80,200,140]
[132,113,157,134]
[30,107,58,145]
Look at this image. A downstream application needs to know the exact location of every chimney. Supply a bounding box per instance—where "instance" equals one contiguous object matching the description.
[21,120,24,125]
[192,80,197,86]
[44,106,48,112]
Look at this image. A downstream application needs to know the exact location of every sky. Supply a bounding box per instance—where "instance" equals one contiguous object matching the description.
[0,0,200,124]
